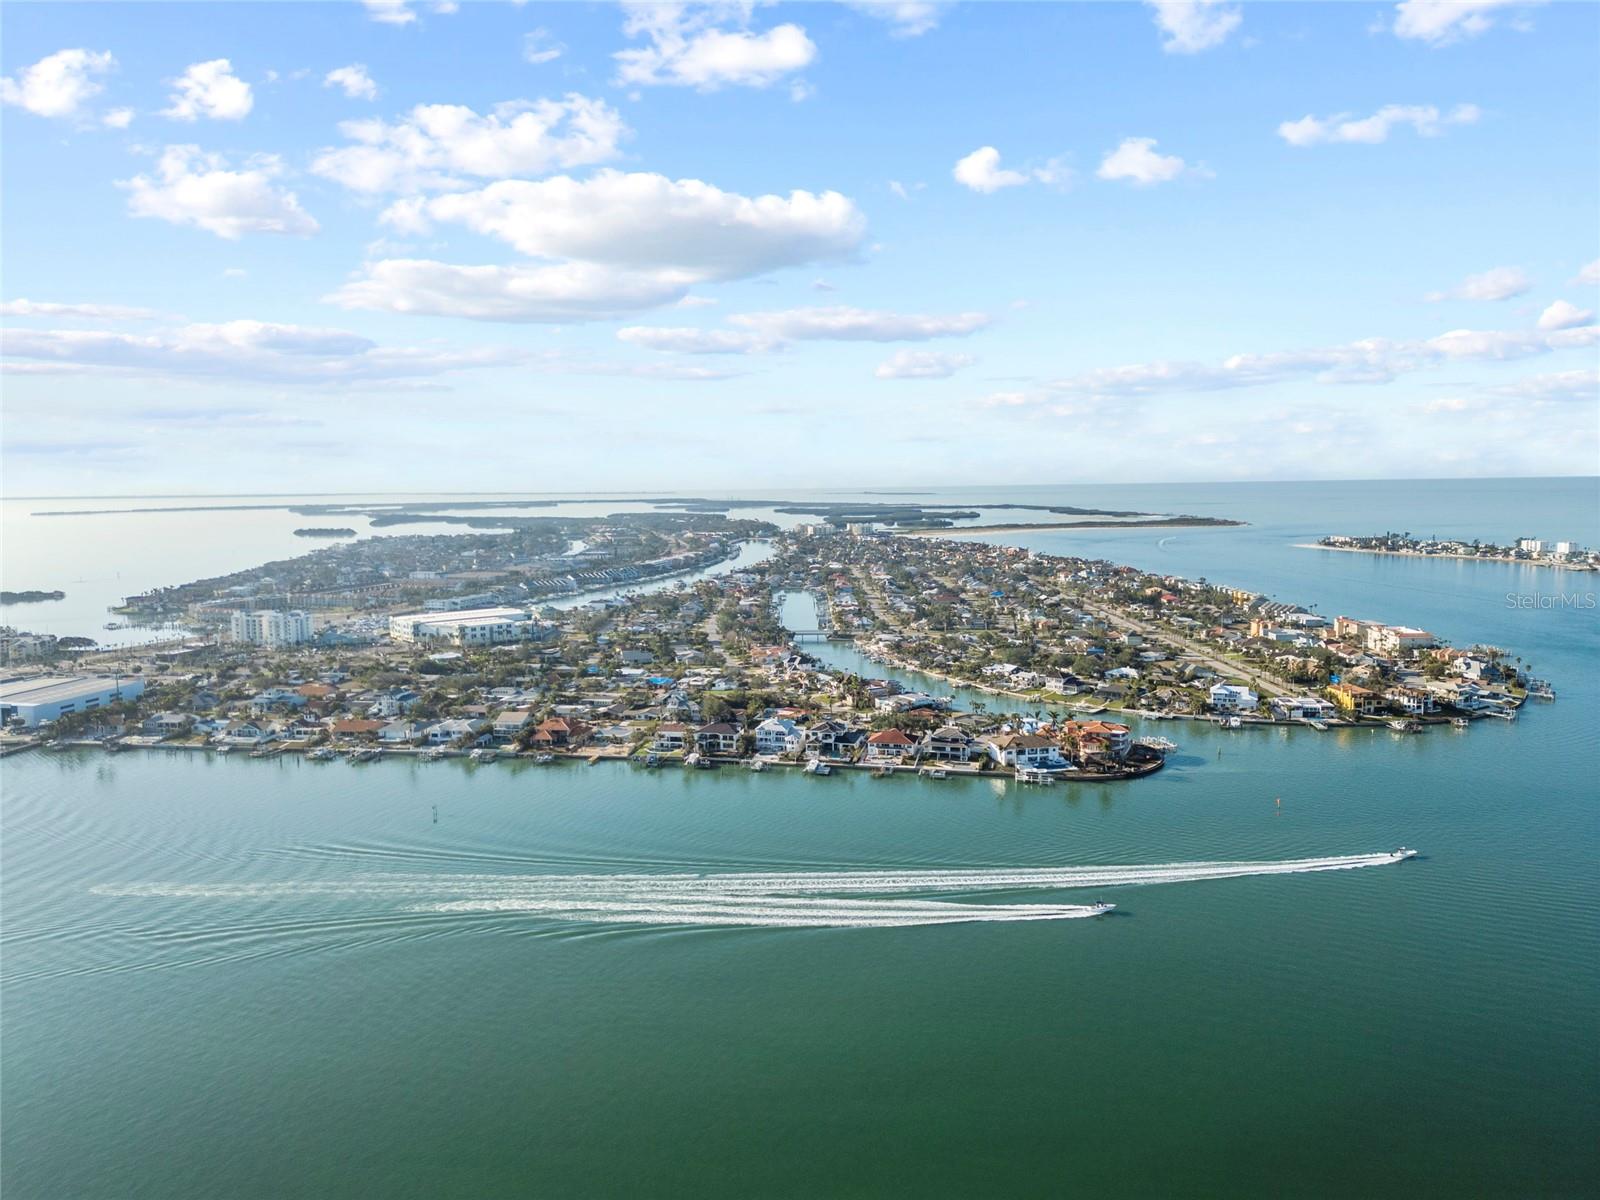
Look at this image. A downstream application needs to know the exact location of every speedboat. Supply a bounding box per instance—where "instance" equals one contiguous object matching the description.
[1390,847,1419,861]
[803,757,831,776]
[1085,902,1116,916]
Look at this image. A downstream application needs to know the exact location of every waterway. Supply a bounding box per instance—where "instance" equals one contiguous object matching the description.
[2,478,1597,1198]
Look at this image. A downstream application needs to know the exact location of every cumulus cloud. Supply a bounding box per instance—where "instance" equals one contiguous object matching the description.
[325,64,378,100]
[845,2,948,37]
[1576,259,1600,286]
[103,107,135,128]
[1278,103,1479,146]
[121,146,319,239]
[311,96,627,193]
[616,326,775,354]
[0,299,161,320]
[1425,265,1531,302]
[953,146,1028,193]
[1096,137,1197,185]
[874,349,975,379]
[1537,300,1595,331]
[1,319,518,387]
[1479,367,1600,404]
[1390,0,1529,44]
[364,0,417,24]
[728,305,989,342]
[1,48,115,119]
[163,59,253,121]
[1146,0,1242,53]
[522,29,565,64]
[615,2,816,90]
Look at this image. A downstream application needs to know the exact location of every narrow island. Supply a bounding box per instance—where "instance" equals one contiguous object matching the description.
[1304,532,1596,571]
[1,590,66,604]
[293,527,357,538]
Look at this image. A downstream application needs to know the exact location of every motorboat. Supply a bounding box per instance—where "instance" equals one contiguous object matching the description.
[747,757,767,772]
[1451,717,1471,728]
[1388,719,1422,733]
[308,747,338,761]
[1223,716,1243,729]
[803,758,831,776]
[534,753,555,764]
[469,748,498,762]
[1390,847,1419,862]
[1084,902,1116,916]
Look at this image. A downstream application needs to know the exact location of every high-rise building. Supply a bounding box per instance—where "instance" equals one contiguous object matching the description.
[230,609,315,647]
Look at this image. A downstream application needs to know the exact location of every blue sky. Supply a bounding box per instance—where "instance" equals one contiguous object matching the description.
[2,0,1596,494]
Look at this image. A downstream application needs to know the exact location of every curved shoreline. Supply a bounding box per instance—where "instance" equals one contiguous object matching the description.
[1296,543,1596,571]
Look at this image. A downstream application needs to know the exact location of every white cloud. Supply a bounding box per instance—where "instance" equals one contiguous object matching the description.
[1576,259,1600,286]
[325,258,695,322]
[0,48,115,119]
[0,299,161,320]
[1278,103,1479,147]
[1480,368,1600,404]
[1537,300,1595,331]
[324,64,378,100]
[399,170,865,277]
[1425,265,1531,302]
[875,349,975,379]
[522,29,565,64]
[1014,321,1599,404]
[364,0,417,25]
[163,59,253,122]
[616,326,774,354]
[728,306,989,341]
[1,319,518,387]
[121,146,319,239]
[953,146,1028,193]
[1096,137,1195,185]
[102,107,135,128]
[615,3,817,90]
[1391,0,1528,44]
[311,96,627,193]
[845,2,948,38]
[1147,0,1242,53]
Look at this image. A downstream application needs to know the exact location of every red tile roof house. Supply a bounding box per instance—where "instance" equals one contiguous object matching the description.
[864,728,917,760]
[330,718,385,740]
[530,717,590,748]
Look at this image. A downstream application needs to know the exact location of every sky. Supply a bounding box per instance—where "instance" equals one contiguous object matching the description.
[1,0,1597,495]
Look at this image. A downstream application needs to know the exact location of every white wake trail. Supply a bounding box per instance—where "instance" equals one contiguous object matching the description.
[92,852,1412,929]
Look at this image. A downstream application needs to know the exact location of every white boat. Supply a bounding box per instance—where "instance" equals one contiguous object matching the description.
[1084,902,1116,916]
[803,758,831,775]
[534,753,555,764]
[746,757,767,772]
[1390,847,1419,862]
[920,766,948,779]
[469,748,498,762]
[349,748,379,763]
[1223,716,1243,729]
[1451,717,1471,728]
[1388,719,1421,733]
[308,747,338,761]
[422,747,449,761]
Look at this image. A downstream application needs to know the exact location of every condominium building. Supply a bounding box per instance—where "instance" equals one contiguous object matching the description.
[230,609,315,647]
[387,607,534,646]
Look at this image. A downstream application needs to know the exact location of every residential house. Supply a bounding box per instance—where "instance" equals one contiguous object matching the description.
[981,731,1066,769]
[530,717,591,748]
[694,722,742,756]
[920,726,974,762]
[141,712,194,738]
[1208,683,1259,713]
[492,709,534,742]
[1269,696,1337,721]
[379,720,427,745]
[652,722,692,752]
[864,728,917,760]
[1326,682,1381,715]
[1385,686,1437,715]
[426,718,491,747]
[754,717,804,755]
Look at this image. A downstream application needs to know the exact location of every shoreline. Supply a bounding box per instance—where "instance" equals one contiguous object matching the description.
[899,518,1245,537]
[1297,543,1597,571]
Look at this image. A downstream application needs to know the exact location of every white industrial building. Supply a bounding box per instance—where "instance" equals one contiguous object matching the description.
[0,675,147,728]
[230,609,315,647]
[388,607,534,646]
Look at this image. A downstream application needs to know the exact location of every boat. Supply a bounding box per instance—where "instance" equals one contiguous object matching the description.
[308,747,338,761]
[1306,719,1328,732]
[1390,847,1419,862]
[1223,716,1243,729]
[919,766,948,779]
[1527,679,1555,700]
[803,758,831,775]
[248,746,274,758]
[422,746,449,761]
[1015,767,1055,785]
[534,753,555,764]
[685,751,712,769]
[1084,902,1116,916]
[349,748,379,763]
[469,748,498,762]
[1451,717,1471,728]
[871,765,893,778]
[215,744,233,755]
[746,757,767,772]
[1388,719,1422,733]
[642,753,661,768]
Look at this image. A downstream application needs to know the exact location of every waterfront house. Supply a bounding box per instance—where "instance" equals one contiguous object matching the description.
[329,718,385,740]
[426,718,491,747]
[214,720,274,748]
[1385,686,1437,716]
[250,687,307,713]
[694,722,742,755]
[920,726,975,762]
[379,720,427,745]
[1269,696,1337,721]
[1326,682,1381,715]
[492,709,534,741]
[864,728,917,761]
[141,712,194,738]
[1063,720,1133,759]
[651,722,692,752]
[1207,683,1259,713]
[981,731,1065,769]
[530,717,590,748]
[754,717,804,755]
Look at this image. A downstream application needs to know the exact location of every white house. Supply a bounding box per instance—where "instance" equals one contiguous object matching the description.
[754,717,804,755]
[864,728,917,760]
[1269,696,1336,721]
[1208,683,1259,713]
[981,732,1066,769]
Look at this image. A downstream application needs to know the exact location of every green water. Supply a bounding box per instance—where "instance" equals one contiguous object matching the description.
[3,479,1597,1197]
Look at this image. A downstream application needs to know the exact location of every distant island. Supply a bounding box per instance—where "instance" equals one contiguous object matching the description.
[293,527,357,538]
[1305,533,1596,571]
[1,589,65,604]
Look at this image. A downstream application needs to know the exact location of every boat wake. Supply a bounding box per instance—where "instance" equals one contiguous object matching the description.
[90,853,1412,930]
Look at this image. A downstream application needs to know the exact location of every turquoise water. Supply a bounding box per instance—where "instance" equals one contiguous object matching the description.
[2,478,1597,1197]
